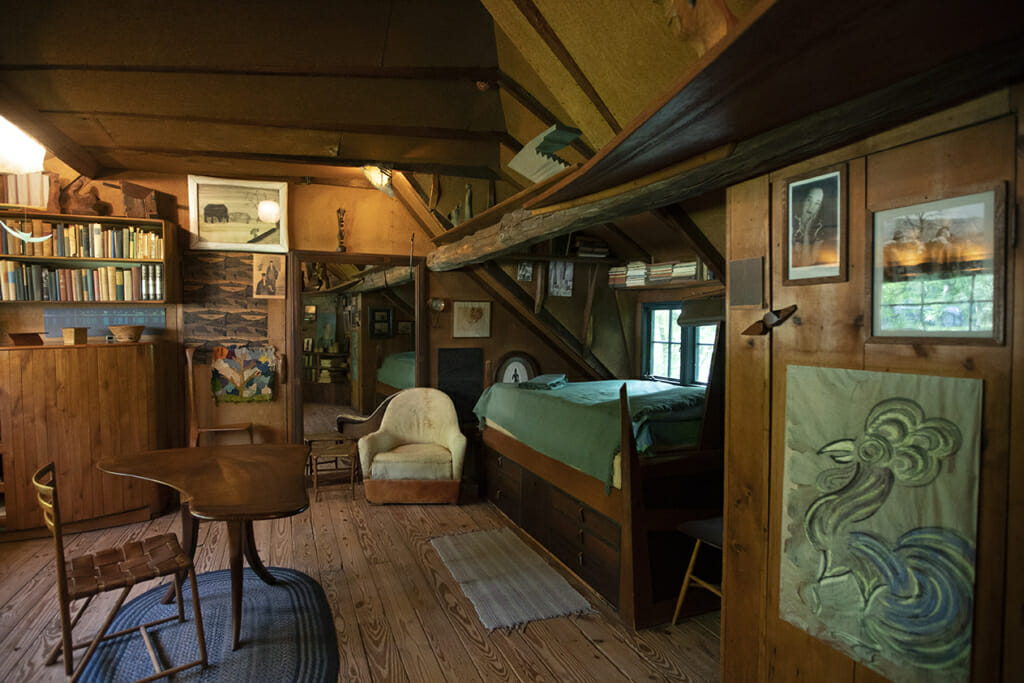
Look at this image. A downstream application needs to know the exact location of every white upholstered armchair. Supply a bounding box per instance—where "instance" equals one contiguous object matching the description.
[358,388,467,504]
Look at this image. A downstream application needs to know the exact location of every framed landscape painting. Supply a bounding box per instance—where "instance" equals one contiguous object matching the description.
[188,175,288,253]
[869,184,1004,342]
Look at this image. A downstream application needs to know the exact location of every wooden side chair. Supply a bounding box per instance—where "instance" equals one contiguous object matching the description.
[186,344,253,447]
[672,516,724,625]
[32,463,208,682]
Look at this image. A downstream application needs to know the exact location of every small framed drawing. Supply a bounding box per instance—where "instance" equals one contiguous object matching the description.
[783,164,846,285]
[370,307,392,338]
[453,301,491,338]
[253,254,285,299]
[397,320,413,335]
[188,175,288,253]
[303,304,317,321]
[868,183,1005,342]
[495,352,538,384]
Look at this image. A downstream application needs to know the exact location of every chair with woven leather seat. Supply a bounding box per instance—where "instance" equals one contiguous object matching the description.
[32,462,208,682]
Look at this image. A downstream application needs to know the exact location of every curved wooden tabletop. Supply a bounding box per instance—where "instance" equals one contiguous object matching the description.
[99,444,309,521]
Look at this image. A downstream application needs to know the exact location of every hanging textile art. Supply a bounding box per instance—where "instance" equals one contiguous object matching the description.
[211,344,277,402]
[780,365,982,683]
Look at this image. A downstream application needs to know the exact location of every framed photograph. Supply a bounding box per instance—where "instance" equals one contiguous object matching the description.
[188,175,288,252]
[783,164,846,285]
[370,307,392,338]
[549,261,574,296]
[453,301,491,338]
[252,254,285,299]
[397,320,413,335]
[869,184,1005,342]
[303,304,317,321]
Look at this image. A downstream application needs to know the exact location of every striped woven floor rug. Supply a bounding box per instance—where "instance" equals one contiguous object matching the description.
[431,527,591,630]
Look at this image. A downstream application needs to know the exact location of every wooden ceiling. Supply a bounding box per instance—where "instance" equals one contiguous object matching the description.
[2,0,1020,270]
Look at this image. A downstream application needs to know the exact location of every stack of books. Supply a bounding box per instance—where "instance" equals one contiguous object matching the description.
[646,262,675,282]
[625,261,648,287]
[608,266,626,286]
[317,356,348,383]
[573,235,609,259]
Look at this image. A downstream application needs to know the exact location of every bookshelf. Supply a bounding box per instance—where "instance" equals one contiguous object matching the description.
[0,211,180,304]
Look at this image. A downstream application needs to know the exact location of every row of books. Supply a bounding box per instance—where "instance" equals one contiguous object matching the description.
[317,356,348,383]
[608,260,709,287]
[573,235,610,259]
[0,261,164,302]
[0,221,164,260]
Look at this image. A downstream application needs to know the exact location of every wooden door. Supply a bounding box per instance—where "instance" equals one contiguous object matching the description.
[724,114,1017,681]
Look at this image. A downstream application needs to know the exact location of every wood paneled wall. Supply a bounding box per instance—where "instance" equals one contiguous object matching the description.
[0,343,178,531]
[724,95,1019,681]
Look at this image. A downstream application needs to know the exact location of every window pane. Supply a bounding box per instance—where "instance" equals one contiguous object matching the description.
[651,342,670,377]
[696,345,713,383]
[697,324,717,344]
[971,301,993,331]
[922,303,970,331]
[670,309,683,342]
[668,342,680,378]
[973,273,994,300]
[652,310,671,342]
[880,280,922,305]
[922,276,972,303]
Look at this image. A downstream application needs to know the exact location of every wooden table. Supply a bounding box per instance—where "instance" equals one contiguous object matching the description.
[98,444,309,650]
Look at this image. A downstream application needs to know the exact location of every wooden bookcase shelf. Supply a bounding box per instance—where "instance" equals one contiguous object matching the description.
[0,211,181,304]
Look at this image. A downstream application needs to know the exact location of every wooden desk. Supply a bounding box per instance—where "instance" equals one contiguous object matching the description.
[98,444,309,650]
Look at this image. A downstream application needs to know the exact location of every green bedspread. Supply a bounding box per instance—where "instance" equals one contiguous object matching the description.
[376,351,416,389]
[473,380,705,490]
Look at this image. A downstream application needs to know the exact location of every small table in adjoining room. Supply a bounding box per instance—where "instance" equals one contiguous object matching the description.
[98,443,309,651]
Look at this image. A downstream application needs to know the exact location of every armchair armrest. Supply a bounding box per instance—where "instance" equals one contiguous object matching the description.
[358,429,401,478]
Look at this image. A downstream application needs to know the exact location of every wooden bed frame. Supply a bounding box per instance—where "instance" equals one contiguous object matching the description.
[480,326,725,629]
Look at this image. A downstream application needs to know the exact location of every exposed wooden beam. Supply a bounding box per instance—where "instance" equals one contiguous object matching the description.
[42,109,520,147]
[508,0,621,134]
[428,34,1024,272]
[392,172,448,241]
[0,64,504,82]
[90,146,501,180]
[0,82,101,178]
[494,73,595,159]
[431,164,577,244]
[653,205,726,281]
[532,0,1024,206]
[470,263,608,379]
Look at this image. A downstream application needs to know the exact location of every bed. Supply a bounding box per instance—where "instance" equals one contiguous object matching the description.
[376,350,416,401]
[473,347,724,629]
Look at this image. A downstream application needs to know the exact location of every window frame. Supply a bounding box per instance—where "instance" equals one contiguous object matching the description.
[641,302,718,385]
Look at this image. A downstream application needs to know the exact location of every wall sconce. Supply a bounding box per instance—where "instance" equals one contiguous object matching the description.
[257,199,281,224]
[428,297,446,312]
[362,165,395,197]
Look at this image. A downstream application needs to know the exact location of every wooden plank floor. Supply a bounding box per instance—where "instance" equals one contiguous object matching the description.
[0,482,721,682]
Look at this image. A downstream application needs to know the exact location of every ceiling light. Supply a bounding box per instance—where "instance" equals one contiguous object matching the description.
[362,165,394,197]
[0,115,46,174]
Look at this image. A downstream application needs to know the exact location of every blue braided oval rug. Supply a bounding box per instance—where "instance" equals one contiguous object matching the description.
[81,567,338,683]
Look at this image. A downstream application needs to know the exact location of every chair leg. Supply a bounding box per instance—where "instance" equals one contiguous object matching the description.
[188,564,209,668]
[672,539,702,625]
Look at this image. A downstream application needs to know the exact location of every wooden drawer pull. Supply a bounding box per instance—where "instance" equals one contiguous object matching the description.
[495,489,502,501]
[578,507,585,523]
[497,455,503,468]
[578,529,585,544]
[577,551,584,567]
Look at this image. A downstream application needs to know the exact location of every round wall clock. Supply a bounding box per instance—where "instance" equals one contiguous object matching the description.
[495,352,539,384]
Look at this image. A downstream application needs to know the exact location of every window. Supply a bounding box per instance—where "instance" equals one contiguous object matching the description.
[642,302,718,384]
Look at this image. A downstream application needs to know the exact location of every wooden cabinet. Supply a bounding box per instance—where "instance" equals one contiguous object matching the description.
[0,343,180,533]
[0,211,181,304]
[483,446,622,606]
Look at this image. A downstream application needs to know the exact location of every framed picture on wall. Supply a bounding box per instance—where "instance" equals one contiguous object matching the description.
[783,164,847,285]
[253,254,285,299]
[187,175,288,253]
[453,301,491,338]
[397,320,413,335]
[370,307,392,338]
[868,183,1005,342]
